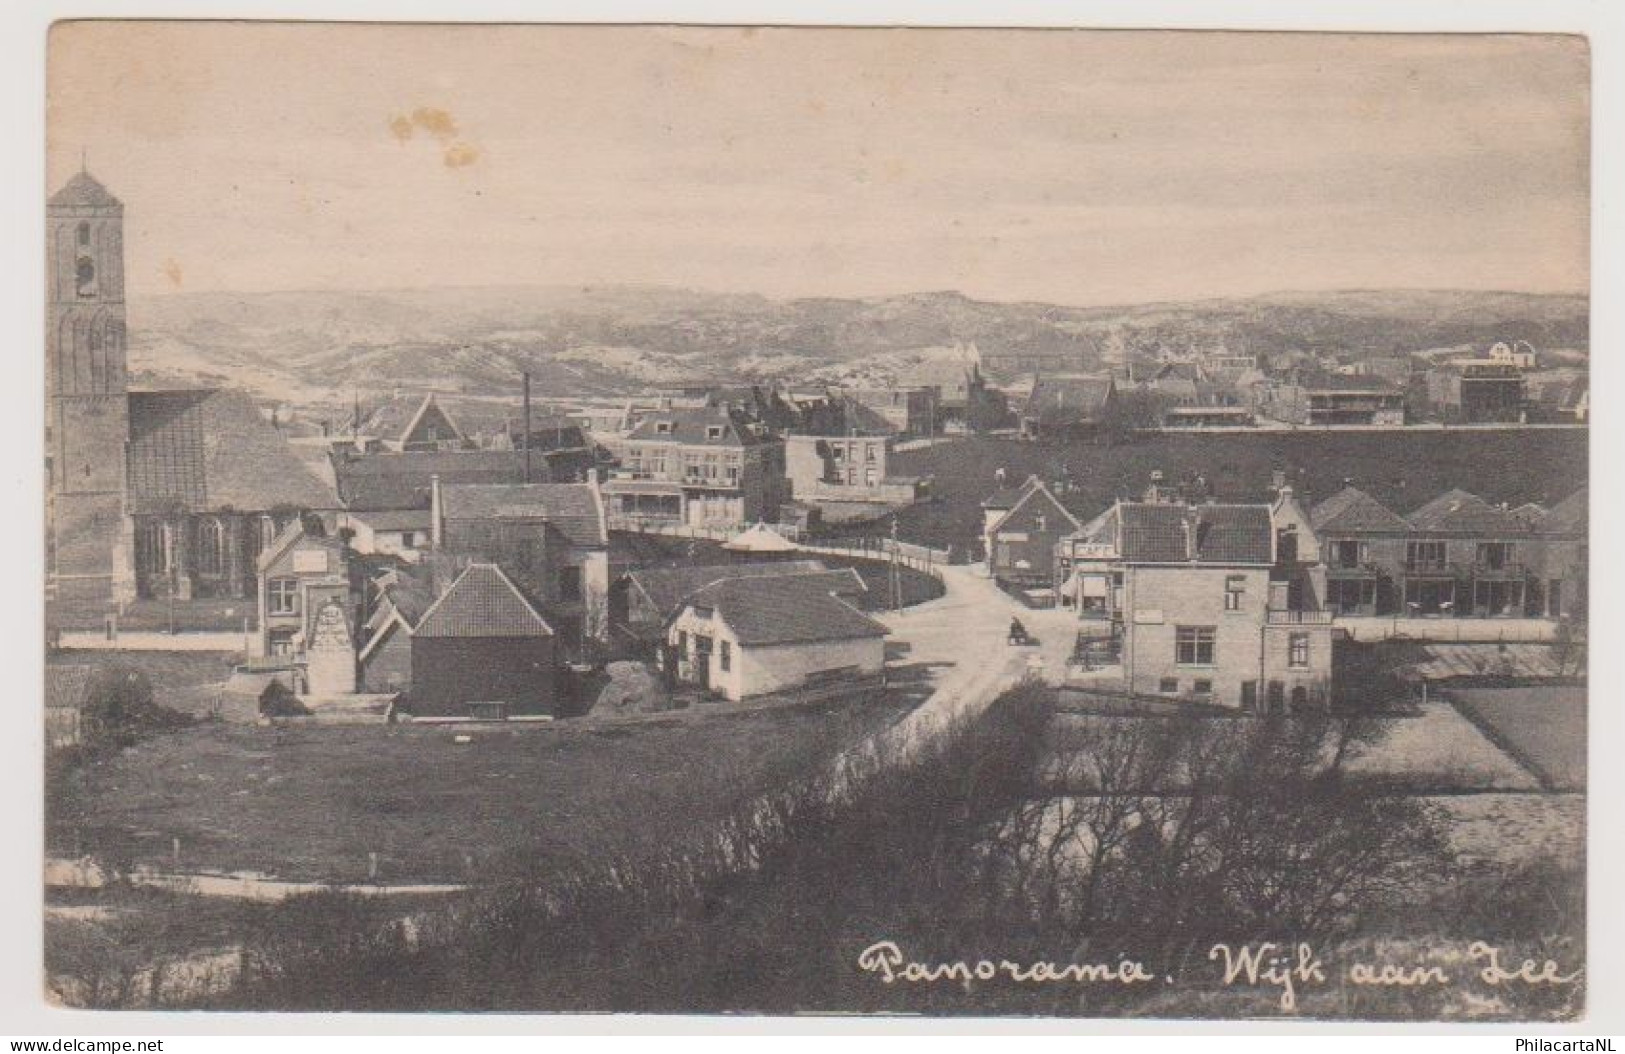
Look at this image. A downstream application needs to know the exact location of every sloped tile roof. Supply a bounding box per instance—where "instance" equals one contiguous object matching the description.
[684,574,888,646]
[1192,505,1275,564]
[127,389,340,514]
[414,564,553,639]
[1025,374,1115,426]
[628,560,848,620]
[1406,488,1524,536]
[331,449,533,511]
[1310,485,1412,534]
[440,482,607,548]
[623,407,772,447]
[981,485,1027,511]
[350,508,434,532]
[1116,502,1273,564]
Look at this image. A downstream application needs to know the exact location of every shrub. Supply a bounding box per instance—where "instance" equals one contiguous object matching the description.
[257,680,311,718]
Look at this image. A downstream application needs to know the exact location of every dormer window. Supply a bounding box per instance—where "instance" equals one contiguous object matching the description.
[706,425,723,440]
[655,421,673,435]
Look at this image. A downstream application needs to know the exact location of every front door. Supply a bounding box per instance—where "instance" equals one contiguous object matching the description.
[694,635,713,691]
[1241,680,1258,712]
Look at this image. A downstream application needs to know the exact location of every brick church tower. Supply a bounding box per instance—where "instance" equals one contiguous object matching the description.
[47,169,133,607]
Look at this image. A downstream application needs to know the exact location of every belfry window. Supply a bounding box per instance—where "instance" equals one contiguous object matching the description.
[76,222,90,247]
[75,256,96,298]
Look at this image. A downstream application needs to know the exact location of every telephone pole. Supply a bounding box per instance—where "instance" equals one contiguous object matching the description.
[890,516,902,612]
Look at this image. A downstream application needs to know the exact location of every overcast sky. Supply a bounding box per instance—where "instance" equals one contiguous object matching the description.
[48,23,1589,305]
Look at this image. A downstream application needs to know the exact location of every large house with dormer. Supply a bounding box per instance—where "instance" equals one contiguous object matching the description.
[600,406,787,528]
[1055,495,1334,712]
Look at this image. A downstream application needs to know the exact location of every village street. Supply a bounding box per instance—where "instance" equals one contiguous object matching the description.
[846,562,1076,772]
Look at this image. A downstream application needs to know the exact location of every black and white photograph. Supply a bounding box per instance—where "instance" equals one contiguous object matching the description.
[35,19,1595,1023]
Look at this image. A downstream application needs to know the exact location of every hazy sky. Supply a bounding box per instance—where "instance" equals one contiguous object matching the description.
[48,23,1589,305]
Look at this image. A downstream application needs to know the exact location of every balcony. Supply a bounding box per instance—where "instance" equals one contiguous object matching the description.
[1325,562,1382,579]
[1468,560,1528,581]
[1266,609,1334,625]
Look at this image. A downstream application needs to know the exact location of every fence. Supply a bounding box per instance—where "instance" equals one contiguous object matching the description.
[607,515,952,579]
[1336,616,1559,643]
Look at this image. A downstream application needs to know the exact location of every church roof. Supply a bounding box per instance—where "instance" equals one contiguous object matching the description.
[50,171,122,210]
[126,389,340,515]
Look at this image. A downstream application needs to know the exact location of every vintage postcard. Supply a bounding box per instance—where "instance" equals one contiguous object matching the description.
[41,22,1589,1020]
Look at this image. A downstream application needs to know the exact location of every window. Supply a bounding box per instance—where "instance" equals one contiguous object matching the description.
[268,578,300,616]
[1289,632,1310,668]
[76,222,90,247]
[655,421,673,435]
[1175,626,1216,666]
[135,520,168,575]
[719,640,732,672]
[1333,540,1362,569]
[194,518,225,576]
[1192,678,1213,695]
[678,630,688,655]
[864,467,878,487]
[706,425,724,440]
[557,566,582,601]
[1407,540,1447,571]
[268,629,296,657]
[1159,677,1179,694]
[1224,574,1246,611]
[1476,542,1514,570]
[865,444,877,463]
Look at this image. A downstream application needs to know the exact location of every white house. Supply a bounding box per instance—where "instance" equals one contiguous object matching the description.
[665,572,888,702]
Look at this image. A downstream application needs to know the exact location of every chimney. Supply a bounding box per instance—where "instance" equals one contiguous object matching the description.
[430,474,444,550]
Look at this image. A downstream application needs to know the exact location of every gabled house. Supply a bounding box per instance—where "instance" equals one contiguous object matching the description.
[1309,485,1412,616]
[1404,489,1531,617]
[434,480,612,651]
[356,563,438,694]
[1534,487,1587,620]
[255,522,358,695]
[358,392,469,452]
[983,477,1082,590]
[617,560,861,645]
[665,573,888,702]
[405,563,556,719]
[1019,374,1117,441]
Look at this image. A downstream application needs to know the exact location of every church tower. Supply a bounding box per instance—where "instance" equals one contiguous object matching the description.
[47,169,131,606]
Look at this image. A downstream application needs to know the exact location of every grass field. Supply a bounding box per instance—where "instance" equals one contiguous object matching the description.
[1449,685,1586,791]
[880,430,1588,552]
[49,694,910,885]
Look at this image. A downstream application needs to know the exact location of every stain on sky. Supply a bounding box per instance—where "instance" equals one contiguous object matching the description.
[388,106,480,168]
